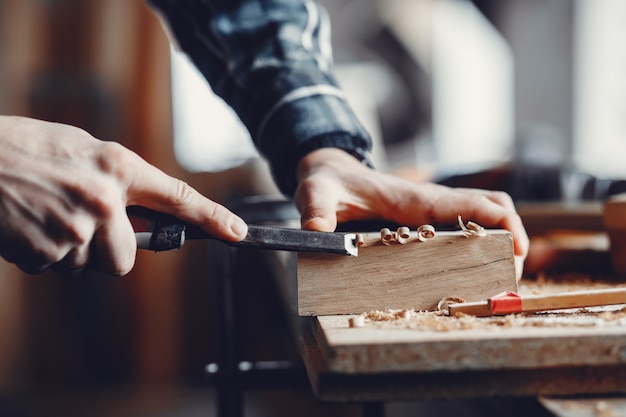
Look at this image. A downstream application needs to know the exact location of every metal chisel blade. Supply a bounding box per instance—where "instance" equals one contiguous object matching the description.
[219,225,358,256]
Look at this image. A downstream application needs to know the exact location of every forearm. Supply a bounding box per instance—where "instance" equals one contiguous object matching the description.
[147,0,372,194]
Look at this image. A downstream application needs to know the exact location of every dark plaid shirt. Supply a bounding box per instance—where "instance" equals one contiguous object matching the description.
[148,0,372,195]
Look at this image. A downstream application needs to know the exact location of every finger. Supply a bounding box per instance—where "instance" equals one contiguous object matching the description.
[16,262,53,275]
[453,195,529,259]
[451,198,527,252]
[59,244,90,270]
[514,255,524,282]
[3,229,62,274]
[455,188,517,213]
[126,159,247,241]
[295,179,338,232]
[392,186,529,260]
[3,245,53,274]
[91,209,137,276]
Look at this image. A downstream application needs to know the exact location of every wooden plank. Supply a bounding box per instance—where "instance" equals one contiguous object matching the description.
[313,311,626,374]
[540,396,626,417]
[298,310,626,401]
[517,201,604,235]
[603,194,626,274]
[297,230,516,316]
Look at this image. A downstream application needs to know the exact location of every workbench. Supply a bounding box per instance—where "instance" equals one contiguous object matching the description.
[213,197,626,417]
[301,280,626,402]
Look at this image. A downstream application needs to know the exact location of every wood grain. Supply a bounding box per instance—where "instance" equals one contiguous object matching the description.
[297,230,516,316]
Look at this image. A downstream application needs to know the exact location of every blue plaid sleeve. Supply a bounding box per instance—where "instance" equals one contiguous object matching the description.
[147,0,372,195]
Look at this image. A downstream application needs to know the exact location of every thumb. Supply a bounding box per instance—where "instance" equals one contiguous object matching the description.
[296,189,338,232]
[301,213,336,232]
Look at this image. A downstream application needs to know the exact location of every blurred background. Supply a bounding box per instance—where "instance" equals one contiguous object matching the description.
[0,0,625,416]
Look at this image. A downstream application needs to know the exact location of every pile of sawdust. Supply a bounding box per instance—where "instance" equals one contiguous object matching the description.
[351,276,626,332]
[356,306,626,332]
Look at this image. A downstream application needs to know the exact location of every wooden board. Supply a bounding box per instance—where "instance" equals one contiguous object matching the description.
[313,309,626,374]
[312,278,626,374]
[603,194,626,274]
[297,230,516,316]
[540,396,626,417]
[297,281,626,401]
[516,201,604,235]
[301,285,626,401]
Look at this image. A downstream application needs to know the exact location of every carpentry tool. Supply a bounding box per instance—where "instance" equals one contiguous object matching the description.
[127,206,358,256]
[447,287,626,317]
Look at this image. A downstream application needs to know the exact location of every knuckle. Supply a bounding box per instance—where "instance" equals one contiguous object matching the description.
[171,180,196,207]
[95,141,136,177]
[489,190,513,205]
[30,243,65,266]
[62,220,94,246]
[110,258,135,277]
[75,183,118,220]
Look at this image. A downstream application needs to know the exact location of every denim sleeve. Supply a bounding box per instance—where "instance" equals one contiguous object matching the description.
[147,0,372,195]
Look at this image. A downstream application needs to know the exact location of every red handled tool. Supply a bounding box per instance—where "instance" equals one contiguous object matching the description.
[447,287,626,317]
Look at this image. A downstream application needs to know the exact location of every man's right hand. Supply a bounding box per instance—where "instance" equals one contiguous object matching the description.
[0,116,247,275]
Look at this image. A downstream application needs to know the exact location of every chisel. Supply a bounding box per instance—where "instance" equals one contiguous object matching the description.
[127,206,358,256]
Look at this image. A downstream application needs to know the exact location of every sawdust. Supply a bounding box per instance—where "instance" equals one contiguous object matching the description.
[355,307,626,332]
[524,273,625,294]
[595,400,615,417]
[352,276,626,332]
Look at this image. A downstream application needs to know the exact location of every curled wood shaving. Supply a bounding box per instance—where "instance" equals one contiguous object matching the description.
[380,228,393,245]
[417,224,436,241]
[437,296,466,312]
[377,225,437,245]
[458,215,487,237]
[396,226,410,244]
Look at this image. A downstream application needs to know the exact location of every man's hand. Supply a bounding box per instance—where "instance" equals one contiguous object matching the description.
[295,148,529,278]
[0,116,247,275]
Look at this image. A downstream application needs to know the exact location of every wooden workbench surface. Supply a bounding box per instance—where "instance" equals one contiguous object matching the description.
[300,277,626,401]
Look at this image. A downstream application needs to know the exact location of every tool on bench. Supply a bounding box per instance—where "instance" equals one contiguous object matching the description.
[127,206,359,256]
[447,287,626,317]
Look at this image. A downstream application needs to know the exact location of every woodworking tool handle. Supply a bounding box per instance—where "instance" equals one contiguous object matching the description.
[448,287,626,316]
[520,287,626,312]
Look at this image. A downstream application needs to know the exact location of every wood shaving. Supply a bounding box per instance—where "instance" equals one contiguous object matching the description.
[348,315,365,328]
[458,215,487,237]
[595,400,614,417]
[380,228,393,245]
[396,226,410,244]
[361,309,415,322]
[437,296,466,311]
[417,224,436,241]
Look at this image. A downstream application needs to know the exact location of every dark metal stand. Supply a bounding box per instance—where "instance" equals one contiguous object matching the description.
[206,196,309,417]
